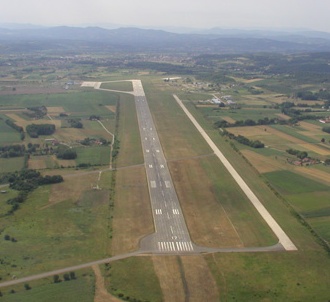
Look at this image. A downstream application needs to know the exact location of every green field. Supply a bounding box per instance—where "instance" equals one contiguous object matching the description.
[106,257,162,302]
[100,81,133,92]
[116,93,143,167]
[264,170,330,195]
[0,157,25,173]
[0,117,21,144]
[0,91,118,118]
[76,146,110,166]
[0,180,112,281]
[0,270,95,302]
[200,107,282,123]
[264,170,330,242]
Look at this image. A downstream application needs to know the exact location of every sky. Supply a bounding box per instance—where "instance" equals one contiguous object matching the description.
[1,0,330,32]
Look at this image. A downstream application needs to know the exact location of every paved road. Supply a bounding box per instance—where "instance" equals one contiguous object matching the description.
[173,94,297,251]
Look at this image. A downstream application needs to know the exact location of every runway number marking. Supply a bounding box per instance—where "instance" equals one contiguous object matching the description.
[165,181,171,188]
[155,209,162,215]
[172,209,179,215]
[149,164,153,168]
[160,165,164,168]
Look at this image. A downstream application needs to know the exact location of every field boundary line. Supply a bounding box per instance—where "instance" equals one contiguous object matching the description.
[173,94,297,251]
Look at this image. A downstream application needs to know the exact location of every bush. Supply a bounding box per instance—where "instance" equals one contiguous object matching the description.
[56,149,77,160]
[322,126,330,134]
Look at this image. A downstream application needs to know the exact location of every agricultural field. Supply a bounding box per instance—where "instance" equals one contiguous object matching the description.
[186,67,330,249]
[1,54,330,301]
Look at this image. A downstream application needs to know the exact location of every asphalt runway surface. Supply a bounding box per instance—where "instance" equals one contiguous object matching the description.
[132,80,195,254]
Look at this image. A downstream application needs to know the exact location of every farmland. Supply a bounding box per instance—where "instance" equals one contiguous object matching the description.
[0,53,330,301]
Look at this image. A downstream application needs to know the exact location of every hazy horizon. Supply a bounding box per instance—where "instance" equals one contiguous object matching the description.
[1,0,330,33]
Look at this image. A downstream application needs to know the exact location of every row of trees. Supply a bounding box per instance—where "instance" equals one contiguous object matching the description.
[214,117,280,129]
[223,130,265,148]
[296,90,330,101]
[9,169,63,192]
[0,145,25,158]
[5,119,25,140]
[286,148,308,159]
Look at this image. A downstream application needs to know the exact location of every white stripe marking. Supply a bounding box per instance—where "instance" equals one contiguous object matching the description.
[150,181,156,188]
[172,242,176,251]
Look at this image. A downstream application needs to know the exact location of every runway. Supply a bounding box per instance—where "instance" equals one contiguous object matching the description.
[131,80,195,253]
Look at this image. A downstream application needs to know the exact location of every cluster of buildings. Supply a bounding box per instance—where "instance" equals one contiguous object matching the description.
[319,117,330,124]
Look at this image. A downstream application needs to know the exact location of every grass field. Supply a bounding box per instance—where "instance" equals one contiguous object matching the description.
[152,255,219,301]
[264,170,330,242]
[105,257,162,302]
[206,251,330,301]
[116,93,144,167]
[76,146,110,166]
[111,166,153,255]
[0,116,21,144]
[143,80,212,160]
[0,91,118,119]
[0,269,95,302]
[0,171,113,281]
[100,81,133,92]
[0,157,25,173]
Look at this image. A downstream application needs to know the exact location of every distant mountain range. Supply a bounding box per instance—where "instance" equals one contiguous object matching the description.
[1,25,330,54]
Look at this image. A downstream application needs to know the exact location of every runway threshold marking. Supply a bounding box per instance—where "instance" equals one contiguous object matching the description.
[158,241,194,252]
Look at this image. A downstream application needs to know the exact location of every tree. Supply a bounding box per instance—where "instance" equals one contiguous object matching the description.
[24,283,31,290]
[322,126,330,134]
[53,274,60,283]
[69,271,76,280]
[321,138,325,143]
[63,273,70,281]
